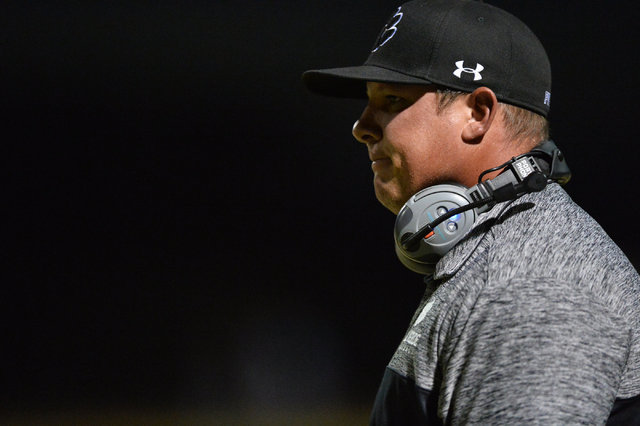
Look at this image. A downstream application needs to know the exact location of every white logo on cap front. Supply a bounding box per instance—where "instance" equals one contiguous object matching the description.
[372,7,403,53]
[453,60,484,81]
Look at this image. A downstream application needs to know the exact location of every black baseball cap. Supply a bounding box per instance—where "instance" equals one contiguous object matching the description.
[303,0,552,117]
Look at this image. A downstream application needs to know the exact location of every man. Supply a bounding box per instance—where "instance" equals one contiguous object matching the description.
[303,0,640,424]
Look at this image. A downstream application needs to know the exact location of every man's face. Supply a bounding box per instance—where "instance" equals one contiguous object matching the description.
[352,82,468,214]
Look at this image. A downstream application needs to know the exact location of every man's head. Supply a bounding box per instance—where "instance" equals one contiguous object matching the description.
[303,0,552,213]
[352,81,520,214]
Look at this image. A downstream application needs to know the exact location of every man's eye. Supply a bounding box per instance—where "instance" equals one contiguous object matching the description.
[386,95,403,104]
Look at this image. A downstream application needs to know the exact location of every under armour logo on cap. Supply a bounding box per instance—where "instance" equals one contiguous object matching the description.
[452,61,484,81]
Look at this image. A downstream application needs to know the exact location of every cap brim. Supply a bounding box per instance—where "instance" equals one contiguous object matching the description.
[302,65,433,98]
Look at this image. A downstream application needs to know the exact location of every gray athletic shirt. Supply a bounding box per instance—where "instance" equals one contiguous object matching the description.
[371,183,640,424]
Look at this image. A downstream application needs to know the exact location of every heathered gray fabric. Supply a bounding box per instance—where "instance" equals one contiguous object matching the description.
[389,183,640,424]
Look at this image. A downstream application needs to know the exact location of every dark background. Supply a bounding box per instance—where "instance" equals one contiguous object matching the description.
[3,1,638,423]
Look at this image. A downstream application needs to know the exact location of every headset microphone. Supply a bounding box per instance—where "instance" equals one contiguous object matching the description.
[394,140,570,275]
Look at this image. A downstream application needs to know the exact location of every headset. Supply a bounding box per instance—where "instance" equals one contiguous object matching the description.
[394,140,572,275]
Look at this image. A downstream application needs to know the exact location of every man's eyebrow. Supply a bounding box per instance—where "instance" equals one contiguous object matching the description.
[365,83,394,98]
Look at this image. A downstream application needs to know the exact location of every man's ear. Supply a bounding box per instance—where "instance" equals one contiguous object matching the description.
[461,87,498,143]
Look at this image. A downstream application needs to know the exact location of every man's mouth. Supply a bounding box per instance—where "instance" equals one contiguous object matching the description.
[371,157,391,172]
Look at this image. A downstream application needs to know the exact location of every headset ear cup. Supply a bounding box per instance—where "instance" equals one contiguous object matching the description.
[394,183,476,274]
[394,239,440,275]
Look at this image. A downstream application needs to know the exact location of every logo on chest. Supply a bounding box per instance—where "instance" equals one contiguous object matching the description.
[403,300,435,347]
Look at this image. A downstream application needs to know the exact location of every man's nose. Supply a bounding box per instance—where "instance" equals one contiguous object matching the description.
[352,107,382,144]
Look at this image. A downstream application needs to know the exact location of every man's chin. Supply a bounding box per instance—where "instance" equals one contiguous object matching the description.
[374,184,404,215]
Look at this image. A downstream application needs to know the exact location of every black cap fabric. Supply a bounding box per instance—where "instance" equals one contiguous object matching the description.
[303,0,552,117]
